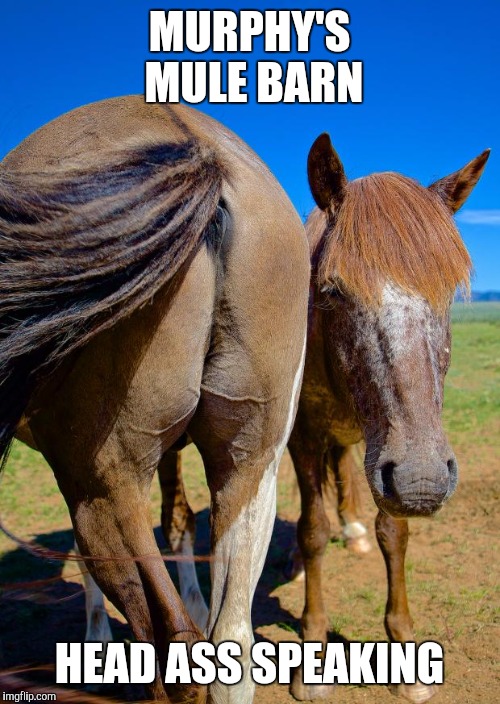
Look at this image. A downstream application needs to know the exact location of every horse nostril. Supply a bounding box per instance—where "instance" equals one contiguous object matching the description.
[380,462,396,498]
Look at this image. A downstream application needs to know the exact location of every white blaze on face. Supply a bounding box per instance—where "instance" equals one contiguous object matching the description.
[339,281,449,444]
[380,283,429,358]
[369,283,444,404]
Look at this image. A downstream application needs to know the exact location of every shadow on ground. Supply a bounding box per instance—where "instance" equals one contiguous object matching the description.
[0,508,308,671]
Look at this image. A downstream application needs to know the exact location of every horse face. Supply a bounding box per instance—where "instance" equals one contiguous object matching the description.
[321,283,456,518]
[307,132,489,518]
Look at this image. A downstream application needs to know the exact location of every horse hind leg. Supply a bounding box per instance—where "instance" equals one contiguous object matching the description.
[69,467,205,702]
[330,444,371,555]
[376,511,436,703]
[76,447,209,655]
[288,436,332,701]
[188,340,307,703]
[190,403,282,702]
[28,242,217,702]
[158,449,209,633]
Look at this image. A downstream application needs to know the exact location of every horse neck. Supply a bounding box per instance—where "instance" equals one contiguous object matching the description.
[302,289,362,446]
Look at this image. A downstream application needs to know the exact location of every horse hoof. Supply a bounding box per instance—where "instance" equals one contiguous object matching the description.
[345,534,372,554]
[390,682,436,702]
[290,669,333,701]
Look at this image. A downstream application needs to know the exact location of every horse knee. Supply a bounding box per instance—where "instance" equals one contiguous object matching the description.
[297,503,330,560]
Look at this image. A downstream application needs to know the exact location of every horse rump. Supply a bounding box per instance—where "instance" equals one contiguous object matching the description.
[0,138,226,464]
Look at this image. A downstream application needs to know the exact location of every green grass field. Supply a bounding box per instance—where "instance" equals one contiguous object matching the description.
[451,301,500,323]
[444,303,500,446]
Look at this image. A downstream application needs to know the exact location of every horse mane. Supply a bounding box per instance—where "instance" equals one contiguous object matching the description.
[309,172,471,310]
[0,139,226,462]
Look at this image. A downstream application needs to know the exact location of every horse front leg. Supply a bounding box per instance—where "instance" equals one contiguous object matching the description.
[330,444,371,555]
[376,511,436,703]
[158,450,209,632]
[289,437,332,701]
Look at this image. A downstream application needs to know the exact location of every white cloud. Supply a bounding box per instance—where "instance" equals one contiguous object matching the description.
[456,209,500,225]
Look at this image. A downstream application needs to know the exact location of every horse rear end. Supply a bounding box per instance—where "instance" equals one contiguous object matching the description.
[0,97,310,703]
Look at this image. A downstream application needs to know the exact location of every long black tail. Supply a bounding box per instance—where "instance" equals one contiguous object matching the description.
[0,139,225,463]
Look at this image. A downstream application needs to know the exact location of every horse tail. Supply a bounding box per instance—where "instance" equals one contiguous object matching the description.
[0,139,226,465]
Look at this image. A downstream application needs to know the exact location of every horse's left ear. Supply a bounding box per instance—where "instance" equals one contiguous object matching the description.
[429,149,490,213]
[308,133,347,211]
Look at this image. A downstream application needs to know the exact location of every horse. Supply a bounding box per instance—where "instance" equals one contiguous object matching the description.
[288,134,489,701]
[76,135,488,704]
[0,96,310,703]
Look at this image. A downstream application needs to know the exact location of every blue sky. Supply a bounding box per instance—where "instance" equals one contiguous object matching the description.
[1,1,498,289]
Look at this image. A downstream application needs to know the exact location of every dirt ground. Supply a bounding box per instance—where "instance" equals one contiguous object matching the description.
[1,437,498,704]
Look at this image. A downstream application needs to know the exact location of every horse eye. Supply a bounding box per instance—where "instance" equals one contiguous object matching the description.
[320,284,344,299]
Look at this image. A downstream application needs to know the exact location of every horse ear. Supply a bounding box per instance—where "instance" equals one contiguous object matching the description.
[308,133,347,211]
[429,149,490,213]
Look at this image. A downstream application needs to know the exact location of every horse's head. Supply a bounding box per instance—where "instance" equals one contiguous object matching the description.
[307,134,489,518]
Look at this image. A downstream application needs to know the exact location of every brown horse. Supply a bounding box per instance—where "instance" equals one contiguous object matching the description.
[288,134,488,701]
[0,96,310,703]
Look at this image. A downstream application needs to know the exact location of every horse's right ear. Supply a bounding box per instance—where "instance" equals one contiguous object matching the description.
[429,149,490,213]
[308,133,347,211]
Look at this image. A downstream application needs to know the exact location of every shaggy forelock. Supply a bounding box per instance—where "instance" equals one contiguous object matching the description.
[310,172,471,311]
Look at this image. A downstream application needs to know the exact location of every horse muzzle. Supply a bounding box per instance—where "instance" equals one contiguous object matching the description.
[369,455,458,518]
